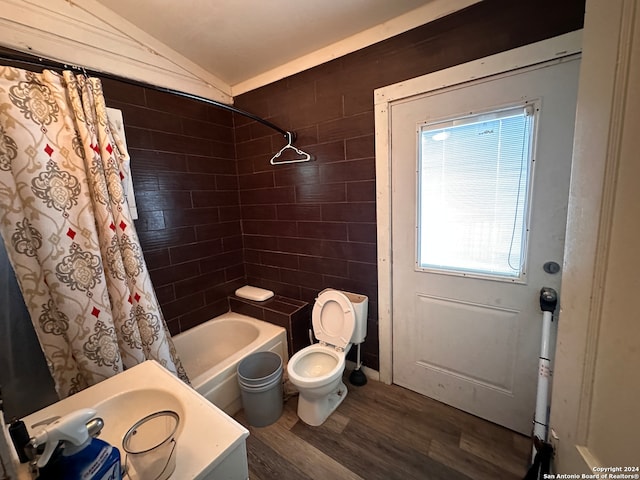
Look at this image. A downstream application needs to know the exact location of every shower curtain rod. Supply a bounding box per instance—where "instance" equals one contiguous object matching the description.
[0,50,293,140]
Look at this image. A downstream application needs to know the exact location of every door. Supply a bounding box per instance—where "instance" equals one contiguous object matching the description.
[391,58,580,434]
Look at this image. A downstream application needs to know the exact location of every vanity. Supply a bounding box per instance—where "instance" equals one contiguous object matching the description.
[16,360,249,479]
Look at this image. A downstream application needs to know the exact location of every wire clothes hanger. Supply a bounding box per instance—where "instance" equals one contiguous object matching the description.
[270,132,313,165]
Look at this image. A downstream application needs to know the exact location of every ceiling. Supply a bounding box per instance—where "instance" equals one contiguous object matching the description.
[93,0,473,93]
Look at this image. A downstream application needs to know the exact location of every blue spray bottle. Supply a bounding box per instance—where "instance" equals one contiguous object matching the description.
[31,408,121,480]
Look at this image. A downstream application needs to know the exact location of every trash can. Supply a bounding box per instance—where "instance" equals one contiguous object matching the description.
[237,351,283,427]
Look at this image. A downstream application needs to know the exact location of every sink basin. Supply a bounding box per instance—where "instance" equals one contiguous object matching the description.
[18,361,249,479]
[92,388,186,452]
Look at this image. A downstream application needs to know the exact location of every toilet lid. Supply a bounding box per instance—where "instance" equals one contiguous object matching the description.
[312,290,355,349]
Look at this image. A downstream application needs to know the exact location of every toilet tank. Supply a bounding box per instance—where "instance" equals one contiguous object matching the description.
[341,290,368,344]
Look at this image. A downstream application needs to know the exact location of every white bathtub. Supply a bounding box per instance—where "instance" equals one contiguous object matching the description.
[173,311,288,416]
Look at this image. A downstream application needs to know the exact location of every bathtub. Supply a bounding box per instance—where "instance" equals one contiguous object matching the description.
[173,311,288,416]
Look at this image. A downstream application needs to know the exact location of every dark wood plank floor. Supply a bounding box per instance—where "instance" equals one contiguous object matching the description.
[234,372,531,480]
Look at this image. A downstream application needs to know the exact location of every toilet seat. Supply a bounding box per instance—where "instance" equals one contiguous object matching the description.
[287,344,345,389]
[312,289,355,350]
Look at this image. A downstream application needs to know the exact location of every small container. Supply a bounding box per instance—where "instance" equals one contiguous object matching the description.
[123,410,179,480]
[9,419,30,463]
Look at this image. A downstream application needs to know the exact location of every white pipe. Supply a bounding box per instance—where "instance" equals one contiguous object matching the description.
[532,310,554,460]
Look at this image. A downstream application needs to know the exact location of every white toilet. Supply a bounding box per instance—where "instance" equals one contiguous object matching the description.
[287,288,368,426]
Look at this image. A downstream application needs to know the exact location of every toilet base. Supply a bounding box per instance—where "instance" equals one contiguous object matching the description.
[297,381,348,426]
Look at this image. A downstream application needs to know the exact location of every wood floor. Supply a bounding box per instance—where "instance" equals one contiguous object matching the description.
[234,372,531,480]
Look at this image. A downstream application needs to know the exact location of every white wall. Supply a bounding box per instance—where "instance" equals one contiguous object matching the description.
[550,0,640,471]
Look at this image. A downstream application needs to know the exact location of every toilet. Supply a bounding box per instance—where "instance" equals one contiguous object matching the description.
[287,288,368,426]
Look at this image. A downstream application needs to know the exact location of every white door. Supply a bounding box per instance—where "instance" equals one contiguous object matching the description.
[391,58,580,434]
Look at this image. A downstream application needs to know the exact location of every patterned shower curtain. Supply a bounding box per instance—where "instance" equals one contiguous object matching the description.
[0,67,189,398]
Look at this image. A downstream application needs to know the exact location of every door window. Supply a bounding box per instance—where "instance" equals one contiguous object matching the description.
[417,104,536,281]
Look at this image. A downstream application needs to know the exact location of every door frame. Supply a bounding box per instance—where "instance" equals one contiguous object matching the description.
[374,30,582,385]
[548,0,639,472]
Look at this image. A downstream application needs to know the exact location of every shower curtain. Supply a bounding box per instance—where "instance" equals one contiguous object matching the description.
[0,66,189,398]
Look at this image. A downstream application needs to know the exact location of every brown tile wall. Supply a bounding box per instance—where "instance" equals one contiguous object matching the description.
[229,295,310,356]
[102,81,245,335]
[233,0,585,370]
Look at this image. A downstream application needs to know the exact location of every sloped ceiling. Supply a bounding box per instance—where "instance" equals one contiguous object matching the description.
[93,0,480,95]
[0,0,479,102]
